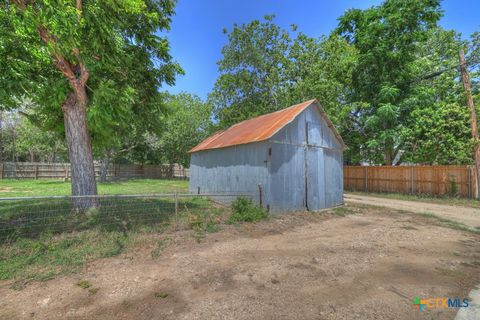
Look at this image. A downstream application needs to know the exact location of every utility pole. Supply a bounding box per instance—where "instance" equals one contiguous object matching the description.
[459,50,480,198]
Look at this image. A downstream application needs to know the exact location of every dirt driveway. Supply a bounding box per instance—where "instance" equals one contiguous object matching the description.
[1,204,479,320]
[344,193,480,230]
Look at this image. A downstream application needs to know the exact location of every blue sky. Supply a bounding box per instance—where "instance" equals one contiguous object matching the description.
[164,0,480,100]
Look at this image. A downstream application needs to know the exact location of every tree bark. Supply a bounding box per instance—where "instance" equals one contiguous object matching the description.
[0,112,3,162]
[62,91,98,209]
[459,50,480,198]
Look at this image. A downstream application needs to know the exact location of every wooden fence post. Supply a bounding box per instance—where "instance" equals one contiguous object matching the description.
[468,166,473,199]
[411,166,415,194]
[34,164,39,180]
[0,163,3,179]
[364,166,368,192]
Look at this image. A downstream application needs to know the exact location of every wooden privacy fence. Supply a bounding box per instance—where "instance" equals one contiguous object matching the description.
[0,162,189,180]
[344,166,477,198]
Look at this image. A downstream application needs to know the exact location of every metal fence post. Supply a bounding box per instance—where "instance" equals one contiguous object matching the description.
[258,184,263,208]
[174,192,179,230]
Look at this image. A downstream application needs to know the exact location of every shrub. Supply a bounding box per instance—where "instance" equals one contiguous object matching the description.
[228,197,268,224]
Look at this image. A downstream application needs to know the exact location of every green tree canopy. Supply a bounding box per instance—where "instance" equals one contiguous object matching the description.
[0,0,182,199]
[336,0,443,164]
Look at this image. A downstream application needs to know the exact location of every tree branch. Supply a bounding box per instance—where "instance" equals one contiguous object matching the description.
[72,48,89,85]
[13,1,89,98]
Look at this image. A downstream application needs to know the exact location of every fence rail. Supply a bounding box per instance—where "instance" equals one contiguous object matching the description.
[344,165,478,198]
[0,162,189,180]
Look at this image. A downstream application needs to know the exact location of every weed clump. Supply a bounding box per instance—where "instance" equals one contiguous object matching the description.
[228,197,268,224]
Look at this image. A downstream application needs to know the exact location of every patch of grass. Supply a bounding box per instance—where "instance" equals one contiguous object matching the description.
[77,280,92,289]
[0,230,128,281]
[348,191,480,209]
[151,237,174,259]
[331,206,355,217]
[154,292,169,298]
[0,179,188,197]
[417,212,480,235]
[186,207,225,242]
[88,287,100,294]
[228,197,268,224]
[401,225,418,230]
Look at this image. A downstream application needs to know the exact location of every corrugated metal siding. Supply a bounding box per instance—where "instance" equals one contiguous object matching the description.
[307,147,326,210]
[189,103,344,213]
[189,142,268,204]
[266,107,344,212]
[267,142,306,212]
[324,149,344,207]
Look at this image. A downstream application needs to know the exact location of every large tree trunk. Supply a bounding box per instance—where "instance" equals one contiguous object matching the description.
[0,112,3,162]
[62,92,97,209]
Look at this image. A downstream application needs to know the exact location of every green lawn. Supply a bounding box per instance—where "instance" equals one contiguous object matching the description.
[0,179,189,197]
[347,191,480,209]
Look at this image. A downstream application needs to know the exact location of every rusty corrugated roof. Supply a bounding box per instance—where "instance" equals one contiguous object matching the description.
[189,99,345,153]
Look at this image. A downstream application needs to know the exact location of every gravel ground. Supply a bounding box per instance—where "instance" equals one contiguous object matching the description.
[1,204,479,320]
[345,193,480,230]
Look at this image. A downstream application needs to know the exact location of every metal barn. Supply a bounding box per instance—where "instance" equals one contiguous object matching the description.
[189,99,346,213]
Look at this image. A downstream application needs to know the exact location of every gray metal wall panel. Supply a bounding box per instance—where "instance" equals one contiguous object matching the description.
[304,107,341,149]
[267,142,305,212]
[189,143,269,204]
[270,112,306,145]
[324,149,344,207]
[307,147,326,210]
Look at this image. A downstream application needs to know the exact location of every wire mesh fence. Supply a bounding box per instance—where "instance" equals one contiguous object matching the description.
[0,192,253,243]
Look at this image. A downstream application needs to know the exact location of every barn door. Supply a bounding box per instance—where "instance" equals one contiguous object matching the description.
[324,149,343,207]
[305,121,325,211]
[306,147,325,210]
[268,143,306,212]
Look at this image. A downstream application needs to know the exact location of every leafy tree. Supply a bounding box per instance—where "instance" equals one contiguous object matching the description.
[0,0,181,204]
[11,116,67,162]
[400,28,473,164]
[209,15,294,128]
[336,0,443,164]
[137,93,212,166]
[284,34,360,163]
[209,16,361,162]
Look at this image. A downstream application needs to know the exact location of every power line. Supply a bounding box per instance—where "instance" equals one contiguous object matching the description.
[415,57,479,82]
